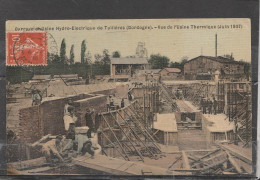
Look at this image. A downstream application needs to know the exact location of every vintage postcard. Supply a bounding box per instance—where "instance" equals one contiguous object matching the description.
[5,19,253,176]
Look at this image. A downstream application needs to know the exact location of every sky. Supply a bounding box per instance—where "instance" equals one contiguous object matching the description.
[6,18,251,63]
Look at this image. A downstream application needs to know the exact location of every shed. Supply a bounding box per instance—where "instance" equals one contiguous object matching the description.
[159,68,182,80]
[153,113,178,145]
[110,57,149,76]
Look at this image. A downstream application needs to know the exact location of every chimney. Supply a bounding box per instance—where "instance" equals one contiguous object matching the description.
[215,34,217,57]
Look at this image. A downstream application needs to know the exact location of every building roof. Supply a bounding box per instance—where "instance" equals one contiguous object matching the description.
[161,67,181,73]
[185,56,245,65]
[32,75,51,80]
[111,57,148,65]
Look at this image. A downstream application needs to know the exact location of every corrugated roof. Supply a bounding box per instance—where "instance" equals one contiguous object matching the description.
[32,75,51,80]
[163,68,181,73]
[111,57,148,65]
[186,56,245,65]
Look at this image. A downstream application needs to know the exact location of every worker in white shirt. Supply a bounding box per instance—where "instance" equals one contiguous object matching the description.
[64,99,73,116]
[64,106,77,139]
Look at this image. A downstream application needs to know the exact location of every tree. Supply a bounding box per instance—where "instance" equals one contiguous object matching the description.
[148,54,170,69]
[81,40,87,63]
[169,61,181,69]
[102,49,110,64]
[112,51,121,58]
[181,56,189,63]
[60,39,66,64]
[94,54,102,62]
[101,49,110,74]
[69,45,75,64]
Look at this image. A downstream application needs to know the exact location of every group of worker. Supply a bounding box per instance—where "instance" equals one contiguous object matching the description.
[201,96,218,115]
[41,99,100,165]
[106,93,133,111]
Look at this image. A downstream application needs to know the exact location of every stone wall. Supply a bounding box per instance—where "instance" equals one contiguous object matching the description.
[73,95,107,126]
[19,106,43,143]
[19,94,93,143]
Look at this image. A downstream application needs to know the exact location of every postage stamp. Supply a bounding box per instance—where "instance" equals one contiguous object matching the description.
[7,32,47,65]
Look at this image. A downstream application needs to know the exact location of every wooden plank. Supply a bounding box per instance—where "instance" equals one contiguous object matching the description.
[190,148,221,166]
[168,156,182,169]
[226,151,243,173]
[72,154,176,175]
[8,157,46,170]
[182,151,190,169]
[218,144,252,165]
[31,134,51,147]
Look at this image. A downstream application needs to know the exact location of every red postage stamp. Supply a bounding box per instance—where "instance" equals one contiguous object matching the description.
[7,32,47,65]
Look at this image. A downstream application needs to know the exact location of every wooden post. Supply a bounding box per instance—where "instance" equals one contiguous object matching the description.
[101,114,130,161]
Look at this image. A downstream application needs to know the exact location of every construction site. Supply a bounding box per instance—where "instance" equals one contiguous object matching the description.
[6,65,252,176]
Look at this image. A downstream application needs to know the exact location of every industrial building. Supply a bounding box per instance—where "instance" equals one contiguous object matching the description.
[110,57,149,78]
[184,56,246,80]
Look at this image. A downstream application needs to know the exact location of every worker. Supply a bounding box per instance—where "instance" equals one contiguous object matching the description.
[106,96,110,111]
[64,106,77,139]
[200,97,204,110]
[128,92,133,101]
[85,108,94,138]
[41,135,64,165]
[31,89,42,106]
[179,89,183,100]
[148,111,154,129]
[176,89,180,99]
[121,98,125,108]
[64,99,73,116]
[213,97,218,115]
[208,99,213,114]
[202,98,207,114]
[110,96,114,106]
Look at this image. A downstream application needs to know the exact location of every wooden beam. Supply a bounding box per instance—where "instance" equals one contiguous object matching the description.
[218,144,252,165]
[110,111,145,161]
[31,134,51,147]
[226,151,243,173]
[182,151,190,169]
[101,131,126,160]
[168,155,182,169]
[190,148,221,166]
[101,114,130,161]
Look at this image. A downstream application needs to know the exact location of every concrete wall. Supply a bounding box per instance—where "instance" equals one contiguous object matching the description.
[201,115,234,144]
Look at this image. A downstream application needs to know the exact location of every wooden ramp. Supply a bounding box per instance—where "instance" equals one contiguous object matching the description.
[72,154,176,175]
